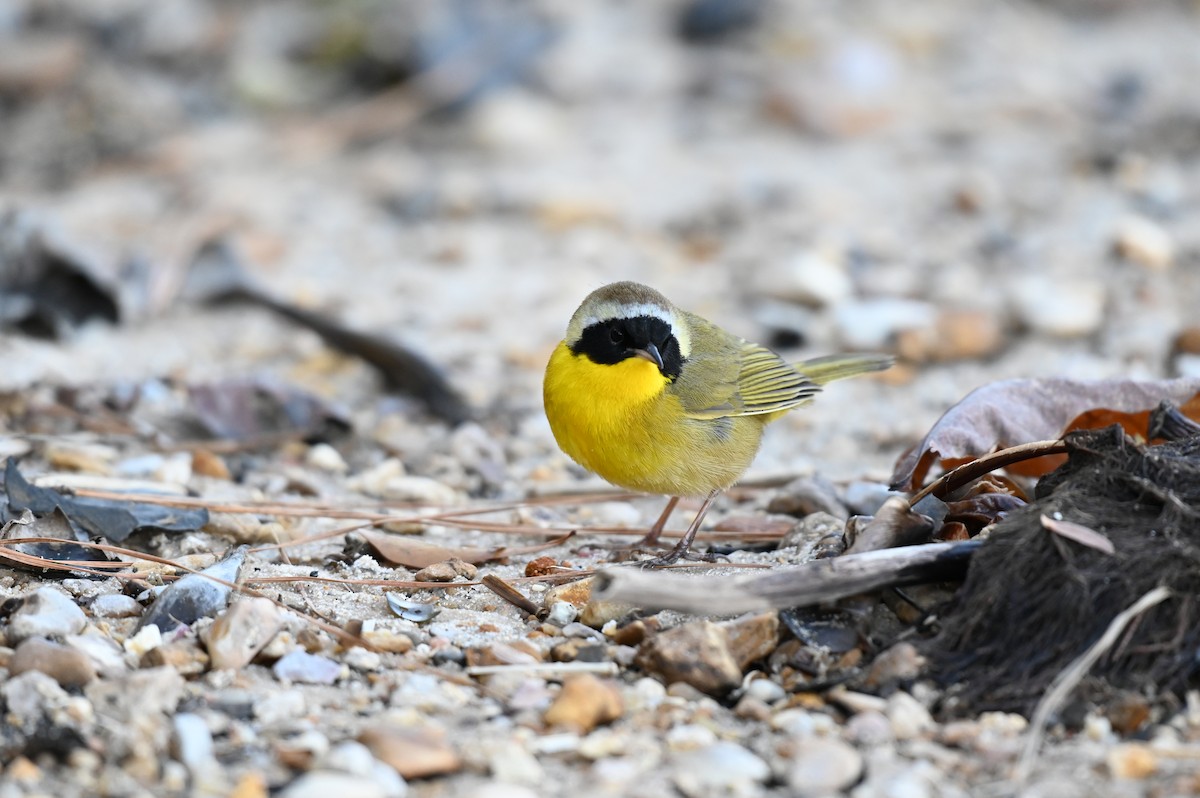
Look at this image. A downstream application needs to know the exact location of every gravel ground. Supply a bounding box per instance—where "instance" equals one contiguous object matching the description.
[2,1,1200,796]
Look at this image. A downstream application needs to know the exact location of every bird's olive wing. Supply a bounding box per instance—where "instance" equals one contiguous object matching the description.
[674,313,820,419]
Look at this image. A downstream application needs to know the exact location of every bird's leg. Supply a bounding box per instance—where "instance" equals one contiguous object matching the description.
[636,489,721,567]
[635,495,681,549]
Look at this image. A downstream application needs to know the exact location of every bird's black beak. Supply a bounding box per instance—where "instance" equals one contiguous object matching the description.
[633,343,665,371]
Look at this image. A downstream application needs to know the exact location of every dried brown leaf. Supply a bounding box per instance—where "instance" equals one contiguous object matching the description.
[891,378,1200,491]
[1040,514,1116,555]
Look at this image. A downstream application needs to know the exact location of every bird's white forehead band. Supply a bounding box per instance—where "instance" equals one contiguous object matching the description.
[582,302,675,330]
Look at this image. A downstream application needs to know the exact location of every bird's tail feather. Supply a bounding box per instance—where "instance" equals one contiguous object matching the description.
[795,354,893,385]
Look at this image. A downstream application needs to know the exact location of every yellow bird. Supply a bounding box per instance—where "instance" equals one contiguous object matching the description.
[543,281,892,565]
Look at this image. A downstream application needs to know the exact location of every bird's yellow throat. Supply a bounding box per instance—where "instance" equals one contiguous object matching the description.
[543,341,670,470]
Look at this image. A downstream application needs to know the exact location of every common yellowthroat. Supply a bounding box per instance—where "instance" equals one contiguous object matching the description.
[543,281,892,565]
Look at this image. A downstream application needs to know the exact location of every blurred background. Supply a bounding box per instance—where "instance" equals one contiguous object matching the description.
[2,0,1199,483]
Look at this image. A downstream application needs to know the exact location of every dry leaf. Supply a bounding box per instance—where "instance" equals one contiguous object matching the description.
[1040,514,1116,555]
[891,378,1200,491]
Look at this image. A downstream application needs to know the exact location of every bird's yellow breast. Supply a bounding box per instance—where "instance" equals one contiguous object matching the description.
[543,341,764,496]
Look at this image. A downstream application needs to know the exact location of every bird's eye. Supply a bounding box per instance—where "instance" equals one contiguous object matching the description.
[609,327,625,345]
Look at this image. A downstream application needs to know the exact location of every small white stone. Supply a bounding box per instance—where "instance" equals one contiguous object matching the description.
[8,587,87,642]
[665,724,717,751]
[344,647,383,672]
[307,443,349,473]
[978,711,1028,735]
[544,601,579,627]
[486,740,544,785]
[278,772,388,798]
[627,677,667,711]
[578,728,626,760]
[886,691,935,740]
[1084,713,1113,742]
[771,708,817,736]
[785,737,864,797]
[1114,215,1174,270]
[834,298,934,350]
[1009,276,1106,338]
[743,678,786,705]
[671,741,770,797]
[762,249,854,309]
[123,624,163,656]
[90,594,143,619]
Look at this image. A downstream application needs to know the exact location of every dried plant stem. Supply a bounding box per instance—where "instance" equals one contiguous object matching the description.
[908,440,1069,506]
[1015,585,1172,783]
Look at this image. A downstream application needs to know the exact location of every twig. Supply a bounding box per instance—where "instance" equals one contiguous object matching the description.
[1015,586,1172,783]
[908,440,1068,506]
[593,540,980,614]
[481,574,542,618]
[465,662,620,677]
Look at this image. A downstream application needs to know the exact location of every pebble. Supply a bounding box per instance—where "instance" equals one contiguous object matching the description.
[635,620,742,695]
[1009,276,1106,338]
[743,677,786,705]
[173,713,227,794]
[3,670,93,738]
[542,577,594,609]
[671,741,770,797]
[461,785,539,798]
[864,642,927,689]
[1107,743,1157,779]
[779,511,845,551]
[306,442,349,473]
[587,501,643,527]
[760,249,853,309]
[64,633,127,677]
[90,593,143,619]
[358,724,462,779]
[7,587,87,642]
[767,476,849,520]
[278,772,389,798]
[895,310,1006,363]
[191,449,232,480]
[139,547,245,633]
[273,649,342,684]
[784,737,864,796]
[628,677,667,711]
[485,739,544,785]
[544,601,579,627]
[887,691,935,740]
[846,710,894,745]
[207,596,283,670]
[665,724,717,751]
[580,596,635,628]
[720,612,780,670]
[142,638,210,675]
[123,624,163,656]
[842,482,904,517]
[833,298,934,350]
[317,741,407,796]
[413,558,478,582]
[254,689,308,725]
[1113,215,1173,270]
[360,620,416,654]
[543,674,624,732]
[10,637,96,688]
[349,460,458,504]
[345,647,383,672]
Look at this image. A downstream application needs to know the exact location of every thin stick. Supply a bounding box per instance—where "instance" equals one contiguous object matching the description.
[480,574,541,618]
[908,440,1068,506]
[465,662,620,677]
[1015,586,1172,783]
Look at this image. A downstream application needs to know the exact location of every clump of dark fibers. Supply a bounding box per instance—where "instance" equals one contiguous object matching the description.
[927,424,1200,718]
